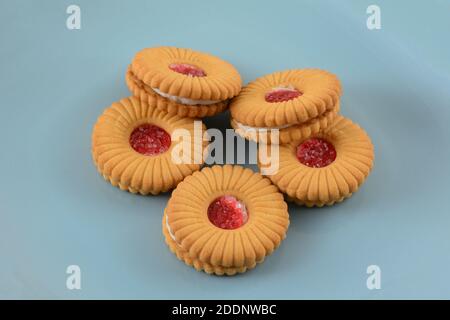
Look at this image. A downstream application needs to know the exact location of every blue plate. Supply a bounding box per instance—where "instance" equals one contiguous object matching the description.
[1,0,450,299]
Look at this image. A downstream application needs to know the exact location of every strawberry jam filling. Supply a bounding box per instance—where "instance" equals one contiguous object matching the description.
[296,138,336,168]
[207,195,248,230]
[129,124,171,156]
[169,63,206,77]
[265,87,301,103]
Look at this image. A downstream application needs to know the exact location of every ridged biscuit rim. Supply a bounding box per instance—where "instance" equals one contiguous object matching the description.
[231,101,340,144]
[165,165,290,270]
[91,96,207,195]
[258,116,374,207]
[126,69,229,118]
[230,69,342,127]
[162,211,252,276]
[130,47,242,101]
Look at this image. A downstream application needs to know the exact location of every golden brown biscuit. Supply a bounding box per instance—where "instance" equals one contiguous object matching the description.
[91,96,207,195]
[231,101,339,144]
[231,69,341,127]
[164,165,290,275]
[126,69,228,118]
[258,116,374,207]
[127,47,242,118]
[163,210,248,276]
[230,69,342,144]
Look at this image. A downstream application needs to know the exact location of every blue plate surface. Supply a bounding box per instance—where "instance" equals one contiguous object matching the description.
[1,0,450,299]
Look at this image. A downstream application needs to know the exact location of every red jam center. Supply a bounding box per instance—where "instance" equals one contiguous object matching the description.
[169,63,206,77]
[296,138,336,168]
[129,124,171,156]
[265,87,301,103]
[207,196,248,230]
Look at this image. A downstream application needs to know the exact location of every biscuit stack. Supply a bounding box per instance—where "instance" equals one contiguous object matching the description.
[126,46,242,118]
[92,47,242,195]
[91,47,374,276]
[163,165,289,276]
[92,47,291,276]
[230,70,374,207]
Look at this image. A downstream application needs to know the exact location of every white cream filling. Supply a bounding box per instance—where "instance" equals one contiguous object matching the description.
[235,120,293,132]
[165,214,179,244]
[152,88,221,106]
